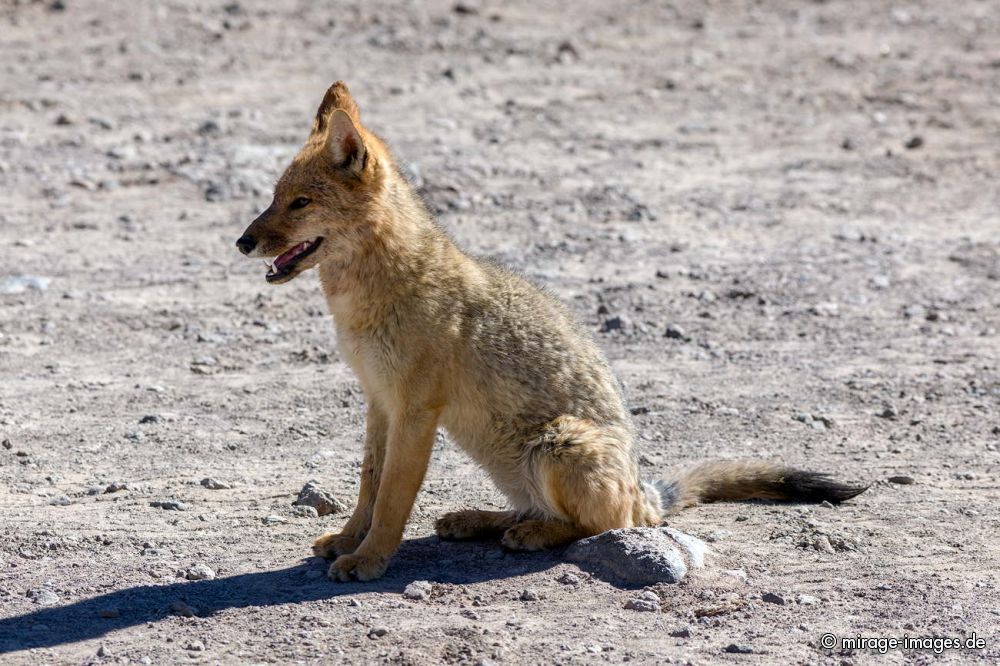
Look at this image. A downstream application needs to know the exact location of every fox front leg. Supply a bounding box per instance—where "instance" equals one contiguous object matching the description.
[313,404,387,558]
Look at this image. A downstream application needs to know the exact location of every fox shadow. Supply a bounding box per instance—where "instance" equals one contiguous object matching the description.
[0,536,561,655]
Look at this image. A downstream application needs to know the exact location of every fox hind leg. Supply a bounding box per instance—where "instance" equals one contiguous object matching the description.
[507,415,660,551]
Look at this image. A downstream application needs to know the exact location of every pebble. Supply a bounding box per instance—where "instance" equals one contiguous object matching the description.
[797,594,820,605]
[557,572,581,585]
[184,563,215,581]
[403,580,433,600]
[600,315,628,333]
[888,475,915,485]
[720,569,747,581]
[904,135,924,150]
[200,477,231,490]
[519,589,539,601]
[262,514,288,525]
[97,645,111,658]
[49,495,72,506]
[813,535,836,554]
[664,323,687,340]
[292,505,319,518]
[294,481,346,517]
[169,601,197,617]
[368,626,389,639]
[878,403,899,419]
[624,597,660,612]
[150,500,188,511]
[28,589,60,605]
[705,529,732,543]
[723,644,754,654]
[669,627,691,638]
[0,275,51,294]
[185,640,205,651]
[761,592,787,605]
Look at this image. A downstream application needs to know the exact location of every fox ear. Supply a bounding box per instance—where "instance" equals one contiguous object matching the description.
[324,108,367,174]
[312,80,361,135]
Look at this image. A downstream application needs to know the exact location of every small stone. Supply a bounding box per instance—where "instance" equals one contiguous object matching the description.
[761,592,787,605]
[262,514,287,525]
[150,500,188,511]
[669,627,691,638]
[185,640,205,651]
[797,594,820,605]
[138,414,161,424]
[664,323,687,340]
[888,475,915,485]
[0,276,51,294]
[368,626,389,639]
[200,478,231,490]
[557,572,581,585]
[29,589,60,605]
[705,529,732,543]
[403,580,433,600]
[813,535,836,554]
[601,315,627,333]
[97,645,111,658]
[98,609,120,618]
[293,481,346,517]
[184,564,215,581]
[724,644,754,654]
[878,404,899,419]
[519,589,539,601]
[904,135,924,150]
[624,597,660,612]
[460,609,480,620]
[169,601,197,617]
[49,495,72,506]
[871,275,891,289]
[720,569,747,581]
[292,505,319,518]
[809,302,839,317]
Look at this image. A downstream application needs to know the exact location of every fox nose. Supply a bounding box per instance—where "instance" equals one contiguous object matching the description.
[235,235,257,255]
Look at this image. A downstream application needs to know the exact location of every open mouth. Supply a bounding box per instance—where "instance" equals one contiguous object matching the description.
[265,237,323,282]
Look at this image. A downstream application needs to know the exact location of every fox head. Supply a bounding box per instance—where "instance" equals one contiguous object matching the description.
[236,81,388,284]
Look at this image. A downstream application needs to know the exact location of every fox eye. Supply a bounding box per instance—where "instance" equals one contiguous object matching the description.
[289,197,311,210]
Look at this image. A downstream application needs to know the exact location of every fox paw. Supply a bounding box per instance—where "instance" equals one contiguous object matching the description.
[328,552,389,582]
[501,523,549,551]
[435,511,488,540]
[313,532,363,559]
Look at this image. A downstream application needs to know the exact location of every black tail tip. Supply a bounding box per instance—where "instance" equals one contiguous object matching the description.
[780,470,869,504]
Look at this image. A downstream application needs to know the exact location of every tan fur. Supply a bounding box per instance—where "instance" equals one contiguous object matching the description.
[238,82,865,581]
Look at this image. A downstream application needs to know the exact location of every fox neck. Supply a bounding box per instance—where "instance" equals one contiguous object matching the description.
[319,172,454,325]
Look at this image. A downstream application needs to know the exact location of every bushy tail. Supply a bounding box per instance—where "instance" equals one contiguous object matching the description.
[651,460,868,516]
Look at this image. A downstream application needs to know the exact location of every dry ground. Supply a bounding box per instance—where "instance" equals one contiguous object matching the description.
[1,0,998,663]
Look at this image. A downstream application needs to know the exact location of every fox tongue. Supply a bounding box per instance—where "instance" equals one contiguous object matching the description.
[274,242,307,270]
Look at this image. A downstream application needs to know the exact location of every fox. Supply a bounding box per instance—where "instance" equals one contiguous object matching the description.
[236,81,867,582]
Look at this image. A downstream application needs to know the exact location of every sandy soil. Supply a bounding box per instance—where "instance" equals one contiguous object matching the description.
[1,0,998,663]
